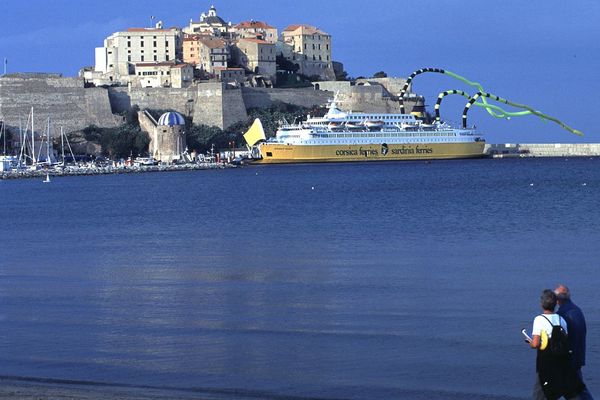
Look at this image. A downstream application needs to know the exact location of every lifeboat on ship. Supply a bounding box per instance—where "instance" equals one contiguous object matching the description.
[345,121,363,130]
[364,120,384,130]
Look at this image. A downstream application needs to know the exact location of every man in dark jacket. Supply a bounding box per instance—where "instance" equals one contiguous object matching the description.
[556,284,594,400]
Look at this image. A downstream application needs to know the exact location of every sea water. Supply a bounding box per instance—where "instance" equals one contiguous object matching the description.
[0,158,598,399]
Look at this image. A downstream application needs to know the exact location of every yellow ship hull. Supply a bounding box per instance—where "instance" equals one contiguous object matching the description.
[254,141,486,164]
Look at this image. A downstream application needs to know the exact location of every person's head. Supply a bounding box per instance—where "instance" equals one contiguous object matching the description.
[540,289,557,311]
[554,284,571,305]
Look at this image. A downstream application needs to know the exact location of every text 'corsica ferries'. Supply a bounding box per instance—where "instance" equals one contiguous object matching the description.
[243,101,485,164]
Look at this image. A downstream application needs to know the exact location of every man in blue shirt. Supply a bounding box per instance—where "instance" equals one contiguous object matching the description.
[556,284,594,400]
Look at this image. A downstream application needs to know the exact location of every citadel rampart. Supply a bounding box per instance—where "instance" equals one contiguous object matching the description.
[0,74,118,134]
[1,75,423,138]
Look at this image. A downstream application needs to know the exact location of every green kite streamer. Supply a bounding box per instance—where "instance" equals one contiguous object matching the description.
[463,91,583,136]
[399,68,583,136]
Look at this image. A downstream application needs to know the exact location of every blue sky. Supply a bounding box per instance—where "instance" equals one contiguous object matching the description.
[1,0,598,143]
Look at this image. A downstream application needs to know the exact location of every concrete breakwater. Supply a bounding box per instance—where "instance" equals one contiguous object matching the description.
[1,163,233,180]
[486,143,600,157]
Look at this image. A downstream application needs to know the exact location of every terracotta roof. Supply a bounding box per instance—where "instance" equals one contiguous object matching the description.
[196,37,227,48]
[283,24,328,36]
[235,21,275,30]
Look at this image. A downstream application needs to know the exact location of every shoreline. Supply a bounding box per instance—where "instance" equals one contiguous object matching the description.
[0,377,529,400]
[0,162,235,180]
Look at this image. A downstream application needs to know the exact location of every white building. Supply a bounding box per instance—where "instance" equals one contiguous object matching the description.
[134,62,194,88]
[93,25,181,85]
[280,24,335,80]
[184,6,230,36]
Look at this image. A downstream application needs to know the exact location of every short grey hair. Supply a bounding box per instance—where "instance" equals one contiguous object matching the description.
[555,284,571,301]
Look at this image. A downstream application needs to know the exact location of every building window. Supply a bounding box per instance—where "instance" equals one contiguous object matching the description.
[128,56,131,62]
[153,41,157,47]
[326,44,329,50]
[127,41,131,47]
[154,55,157,61]
[141,56,145,61]
[141,41,144,47]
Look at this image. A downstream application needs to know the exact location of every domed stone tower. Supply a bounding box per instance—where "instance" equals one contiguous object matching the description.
[150,112,186,163]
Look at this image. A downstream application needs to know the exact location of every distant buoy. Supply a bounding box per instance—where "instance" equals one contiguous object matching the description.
[311,186,315,190]
[582,183,587,186]
[529,183,534,186]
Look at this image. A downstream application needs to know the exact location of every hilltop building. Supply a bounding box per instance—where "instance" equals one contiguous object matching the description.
[233,21,278,43]
[280,24,335,80]
[182,34,229,75]
[184,6,231,36]
[90,25,182,86]
[134,62,193,88]
[84,7,338,87]
[232,38,276,82]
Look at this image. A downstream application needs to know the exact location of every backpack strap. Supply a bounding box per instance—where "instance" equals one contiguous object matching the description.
[541,314,556,327]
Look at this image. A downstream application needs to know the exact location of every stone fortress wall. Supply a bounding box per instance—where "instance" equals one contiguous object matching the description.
[486,143,600,157]
[0,74,118,135]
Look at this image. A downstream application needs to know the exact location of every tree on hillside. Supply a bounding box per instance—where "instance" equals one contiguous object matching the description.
[372,71,387,78]
[82,124,150,158]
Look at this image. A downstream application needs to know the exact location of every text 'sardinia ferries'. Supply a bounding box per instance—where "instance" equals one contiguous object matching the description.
[243,100,485,164]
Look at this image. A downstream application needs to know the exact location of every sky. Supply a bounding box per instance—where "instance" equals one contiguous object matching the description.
[1,0,599,143]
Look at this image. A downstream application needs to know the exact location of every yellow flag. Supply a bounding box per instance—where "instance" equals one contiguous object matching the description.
[243,119,266,146]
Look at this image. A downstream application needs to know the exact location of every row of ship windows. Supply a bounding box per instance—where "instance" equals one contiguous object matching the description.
[278,132,456,139]
[296,139,462,144]
[306,133,458,138]
[348,116,411,120]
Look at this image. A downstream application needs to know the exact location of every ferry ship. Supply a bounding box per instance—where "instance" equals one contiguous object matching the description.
[243,101,485,164]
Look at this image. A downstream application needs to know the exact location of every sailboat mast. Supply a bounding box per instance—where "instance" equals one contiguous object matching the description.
[61,126,65,163]
[31,107,36,165]
[47,117,51,166]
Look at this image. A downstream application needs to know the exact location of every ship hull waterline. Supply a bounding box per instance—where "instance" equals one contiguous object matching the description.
[252,142,486,164]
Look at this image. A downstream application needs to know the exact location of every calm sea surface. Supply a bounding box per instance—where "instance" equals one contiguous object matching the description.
[1,158,599,399]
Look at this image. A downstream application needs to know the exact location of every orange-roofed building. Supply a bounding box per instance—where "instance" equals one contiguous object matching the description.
[233,20,278,43]
[280,24,334,80]
[183,34,229,74]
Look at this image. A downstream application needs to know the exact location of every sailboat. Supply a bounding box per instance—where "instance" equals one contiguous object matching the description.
[41,117,53,183]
